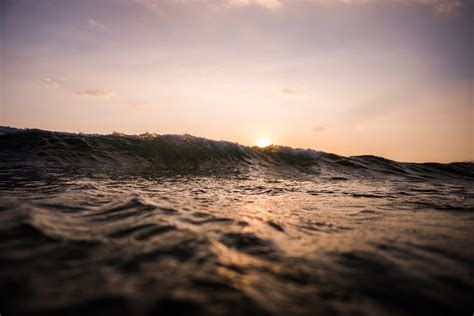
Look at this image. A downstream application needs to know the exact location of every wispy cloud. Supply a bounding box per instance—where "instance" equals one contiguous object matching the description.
[134,0,281,10]
[281,88,303,96]
[431,0,463,15]
[41,78,63,88]
[87,18,106,30]
[212,0,282,10]
[133,0,464,15]
[331,0,464,16]
[75,89,115,98]
[311,125,326,133]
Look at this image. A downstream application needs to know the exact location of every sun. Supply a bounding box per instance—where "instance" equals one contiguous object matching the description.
[255,137,273,148]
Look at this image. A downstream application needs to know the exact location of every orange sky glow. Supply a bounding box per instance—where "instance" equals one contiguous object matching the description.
[1,0,472,162]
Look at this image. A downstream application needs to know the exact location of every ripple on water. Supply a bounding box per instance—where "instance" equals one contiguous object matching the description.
[0,170,473,315]
[219,232,279,258]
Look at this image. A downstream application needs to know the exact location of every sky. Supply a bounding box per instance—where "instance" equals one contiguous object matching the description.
[1,0,472,162]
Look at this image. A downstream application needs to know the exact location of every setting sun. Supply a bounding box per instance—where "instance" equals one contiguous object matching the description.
[256,137,273,148]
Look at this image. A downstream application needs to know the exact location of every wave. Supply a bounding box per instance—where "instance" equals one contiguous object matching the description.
[0,126,473,179]
[1,127,473,316]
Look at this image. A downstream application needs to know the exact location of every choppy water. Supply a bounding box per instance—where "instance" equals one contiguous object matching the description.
[1,127,473,316]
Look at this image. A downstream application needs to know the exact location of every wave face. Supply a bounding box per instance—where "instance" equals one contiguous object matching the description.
[1,127,473,316]
[0,127,323,174]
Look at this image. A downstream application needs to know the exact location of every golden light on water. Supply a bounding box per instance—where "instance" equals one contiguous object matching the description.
[256,137,273,148]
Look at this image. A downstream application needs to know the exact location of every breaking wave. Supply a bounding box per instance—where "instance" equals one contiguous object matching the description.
[1,126,472,179]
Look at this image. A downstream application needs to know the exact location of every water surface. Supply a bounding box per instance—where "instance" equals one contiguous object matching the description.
[1,127,473,315]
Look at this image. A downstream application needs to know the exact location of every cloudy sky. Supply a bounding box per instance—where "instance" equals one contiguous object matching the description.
[1,0,472,162]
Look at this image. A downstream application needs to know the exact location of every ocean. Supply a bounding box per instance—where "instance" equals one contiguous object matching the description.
[0,127,473,315]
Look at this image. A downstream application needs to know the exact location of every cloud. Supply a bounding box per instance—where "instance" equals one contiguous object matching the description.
[134,0,281,10]
[214,0,282,10]
[41,78,63,88]
[311,125,326,133]
[337,0,464,16]
[87,18,106,30]
[132,0,464,15]
[281,88,300,96]
[431,0,463,15]
[294,0,464,16]
[75,89,116,98]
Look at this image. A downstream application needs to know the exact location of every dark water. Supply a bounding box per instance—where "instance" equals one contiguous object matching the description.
[1,127,473,316]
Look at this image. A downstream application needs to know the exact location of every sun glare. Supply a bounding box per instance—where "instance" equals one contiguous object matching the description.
[256,137,273,148]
